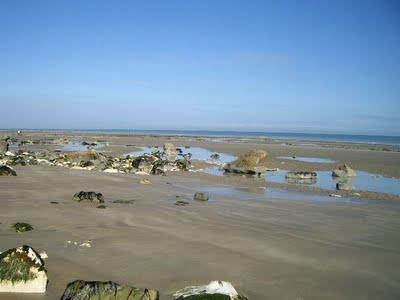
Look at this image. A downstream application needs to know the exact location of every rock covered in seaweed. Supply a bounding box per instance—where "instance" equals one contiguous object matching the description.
[0,245,47,293]
[0,165,17,176]
[224,149,268,176]
[61,280,159,300]
[72,191,105,203]
[285,171,317,184]
[332,164,356,177]
[173,281,248,300]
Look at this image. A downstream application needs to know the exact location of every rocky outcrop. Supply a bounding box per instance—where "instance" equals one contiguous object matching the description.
[332,164,356,177]
[194,192,209,201]
[0,165,17,176]
[163,143,177,161]
[0,245,47,293]
[173,281,248,300]
[224,149,268,175]
[72,191,104,203]
[61,280,159,300]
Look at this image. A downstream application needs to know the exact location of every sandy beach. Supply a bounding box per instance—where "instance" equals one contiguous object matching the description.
[1,131,400,299]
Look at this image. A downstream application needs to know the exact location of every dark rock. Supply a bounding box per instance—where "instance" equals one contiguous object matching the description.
[72,191,104,203]
[0,165,17,176]
[210,153,220,160]
[61,280,159,300]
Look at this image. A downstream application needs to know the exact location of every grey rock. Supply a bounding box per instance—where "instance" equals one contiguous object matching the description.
[332,164,356,177]
[0,165,17,176]
[194,192,209,201]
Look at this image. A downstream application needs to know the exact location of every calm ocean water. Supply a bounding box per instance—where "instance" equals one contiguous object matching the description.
[2,129,400,145]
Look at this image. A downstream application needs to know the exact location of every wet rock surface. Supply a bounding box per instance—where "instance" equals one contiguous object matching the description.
[61,280,159,300]
[0,245,47,293]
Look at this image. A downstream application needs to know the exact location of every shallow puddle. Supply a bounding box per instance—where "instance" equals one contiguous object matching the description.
[278,156,336,163]
[57,142,105,152]
[128,146,236,165]
[202,167,400,196]
[177,185,400,208]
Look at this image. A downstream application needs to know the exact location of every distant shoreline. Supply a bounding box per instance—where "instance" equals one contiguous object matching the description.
[1,128,400,146]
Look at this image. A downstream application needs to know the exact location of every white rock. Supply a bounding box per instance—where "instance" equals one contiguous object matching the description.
[103,168,119,173]
[329,194,342,198]
[5,151,14,157]
[173,281,238,299]
[39,251,48,259]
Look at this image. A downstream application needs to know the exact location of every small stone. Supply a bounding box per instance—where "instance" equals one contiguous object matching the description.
[329,194,342,198]
[97,205,107,209]
[194,192,209,201]
[138,178,151,185]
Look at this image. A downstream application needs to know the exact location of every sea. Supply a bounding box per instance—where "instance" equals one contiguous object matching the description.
[1,129,400,146]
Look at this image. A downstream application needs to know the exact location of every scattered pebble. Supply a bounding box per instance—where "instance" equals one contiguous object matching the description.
[39,251,48,259]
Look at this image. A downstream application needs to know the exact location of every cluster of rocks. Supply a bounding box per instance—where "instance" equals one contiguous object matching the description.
[0,245,248,299]
[0,142,193,176]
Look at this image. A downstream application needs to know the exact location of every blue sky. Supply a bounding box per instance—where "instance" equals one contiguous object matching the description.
[0,0,399,135]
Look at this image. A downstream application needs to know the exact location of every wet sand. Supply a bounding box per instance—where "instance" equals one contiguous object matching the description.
[1,132,400,299]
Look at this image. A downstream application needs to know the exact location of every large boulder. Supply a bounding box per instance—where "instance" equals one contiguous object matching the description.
[163,143,177,161]
[72,191,104,203]
[61,280,159,300]
[0,165,17,176]
[0,245,47,293]
[332,164,356,177]
[173,281,248,300]
[224,149,268,175]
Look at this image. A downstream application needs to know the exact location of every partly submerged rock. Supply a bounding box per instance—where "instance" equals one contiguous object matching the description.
[194,192,209,201]
[173,281,248,300]
[210,153,220,160]
[224,149,268,175]
[61,280,159,300]
[0,165,17,176]
[285,171,317,180]
[0,245,47,293]
[72,191,104,203]
[12,222,33,232]
[332,164,356,177]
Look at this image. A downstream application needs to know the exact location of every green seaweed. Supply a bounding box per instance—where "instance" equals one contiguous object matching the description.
[0,246,44,284]
[12,222,33,233]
